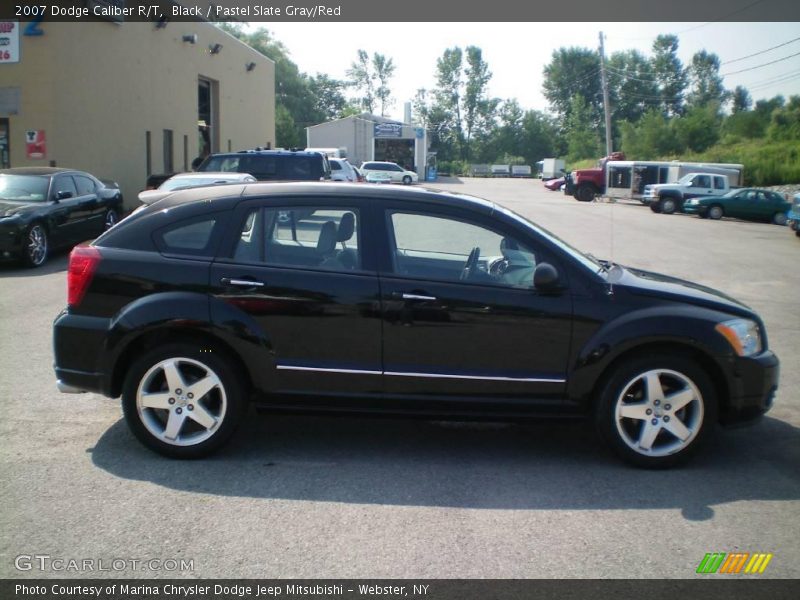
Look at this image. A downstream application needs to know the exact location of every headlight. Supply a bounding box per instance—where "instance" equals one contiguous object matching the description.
[715,318,762,356]
[686,199,698,205]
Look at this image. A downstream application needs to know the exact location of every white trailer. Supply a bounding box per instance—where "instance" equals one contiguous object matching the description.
[539,158,565,180]
[605,160,744,202]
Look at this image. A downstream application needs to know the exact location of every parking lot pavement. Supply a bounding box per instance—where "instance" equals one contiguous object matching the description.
[0,178,798,579]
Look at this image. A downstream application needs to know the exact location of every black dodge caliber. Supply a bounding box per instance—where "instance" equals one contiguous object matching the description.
[52,183,779,467]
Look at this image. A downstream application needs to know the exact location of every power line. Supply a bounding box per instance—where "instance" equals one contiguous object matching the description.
[722,50,800,76]
[721,36,800,65]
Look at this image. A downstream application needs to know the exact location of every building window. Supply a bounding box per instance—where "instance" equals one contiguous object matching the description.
[163,129,174,173]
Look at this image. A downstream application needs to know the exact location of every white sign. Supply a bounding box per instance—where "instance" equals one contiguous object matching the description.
[0,21,20,64]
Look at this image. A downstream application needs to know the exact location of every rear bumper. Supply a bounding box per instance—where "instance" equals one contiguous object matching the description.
[719,350,780,426]
[53,309,112,396]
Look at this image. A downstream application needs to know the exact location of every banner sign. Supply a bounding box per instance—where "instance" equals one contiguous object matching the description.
[374,123,402,138]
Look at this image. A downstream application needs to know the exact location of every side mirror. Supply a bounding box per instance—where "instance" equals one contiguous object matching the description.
[533,262,561,292]
[55,190,73,201]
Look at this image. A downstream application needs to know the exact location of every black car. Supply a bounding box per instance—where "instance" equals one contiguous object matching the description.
[196,149,332,182]
[52,183,779,467]
[0,167,123,267]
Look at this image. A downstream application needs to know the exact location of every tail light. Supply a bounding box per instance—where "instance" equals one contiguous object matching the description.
[68,246,102,308]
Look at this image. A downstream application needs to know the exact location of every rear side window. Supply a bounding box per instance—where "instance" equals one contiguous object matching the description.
[74,175,97,196]
[713,176,725,190]
[154,215,221,257]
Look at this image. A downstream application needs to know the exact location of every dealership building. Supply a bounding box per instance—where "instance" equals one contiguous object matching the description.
[306,113,431,180]
[0,17,275,208]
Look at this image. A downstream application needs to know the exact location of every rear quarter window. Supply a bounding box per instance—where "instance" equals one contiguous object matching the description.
[153,214,225,257]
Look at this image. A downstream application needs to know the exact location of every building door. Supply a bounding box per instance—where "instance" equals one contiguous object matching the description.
[197,78,218,163]
[0,119,9,168]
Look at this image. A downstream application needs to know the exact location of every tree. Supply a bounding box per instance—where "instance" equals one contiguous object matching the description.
[373,53,396,117]
[431,47,465,160]
[307,74,349,121]
[543,47,603,120]
[731,85,752,114]
[462,46,496,160]
[673,103,721,152]
[620,109,681,158]
[687,50,728,109]
[607,50,659,130]
[767,95,800,141]
[346,49,376,114]
[346,50,396,116]
[650,34,688,117]
[565,95,601,161]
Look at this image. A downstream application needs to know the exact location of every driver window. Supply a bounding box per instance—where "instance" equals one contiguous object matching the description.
[388,211,537,288]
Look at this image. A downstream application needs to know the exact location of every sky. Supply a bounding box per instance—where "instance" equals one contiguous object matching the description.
[249,21,800,122]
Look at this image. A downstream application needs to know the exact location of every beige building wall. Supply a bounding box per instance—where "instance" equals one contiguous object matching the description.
[1,21,274,209]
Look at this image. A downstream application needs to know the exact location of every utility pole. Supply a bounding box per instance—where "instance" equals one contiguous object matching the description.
[598,31,613,157]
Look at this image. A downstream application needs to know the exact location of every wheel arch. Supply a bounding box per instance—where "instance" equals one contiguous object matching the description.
[586,341,730,420]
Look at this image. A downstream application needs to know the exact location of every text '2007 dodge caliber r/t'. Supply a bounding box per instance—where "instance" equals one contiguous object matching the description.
[53,183,779,468]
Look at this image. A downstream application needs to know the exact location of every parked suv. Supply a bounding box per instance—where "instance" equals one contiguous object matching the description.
[53,183,779,467]
[197,149,331,181]
[360,161,418,185]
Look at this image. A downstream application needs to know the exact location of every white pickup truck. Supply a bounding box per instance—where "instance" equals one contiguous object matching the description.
[643,173,735,214]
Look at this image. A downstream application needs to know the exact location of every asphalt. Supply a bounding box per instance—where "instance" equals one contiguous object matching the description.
[0,178,798,579]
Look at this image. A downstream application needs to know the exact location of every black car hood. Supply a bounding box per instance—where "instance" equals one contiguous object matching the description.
[614,265,753,317]
[0,200,38,218]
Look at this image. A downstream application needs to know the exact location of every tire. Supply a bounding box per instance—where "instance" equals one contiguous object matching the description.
[650,201,662,213]
[595,354,717,468]
[772,212,788,226]
[576,184,596,203]
[708,205,724,220]
[660,197,677,215]
[121,343,246,458]
[104,208,119,230]
[402,175,412,185]
[21,223,49,268]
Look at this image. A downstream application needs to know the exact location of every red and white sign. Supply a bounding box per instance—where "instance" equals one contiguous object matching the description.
[0,21,20,64]
[26,130,46,159]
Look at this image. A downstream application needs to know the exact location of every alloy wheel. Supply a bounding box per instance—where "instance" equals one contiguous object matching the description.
[136,357,227,446]
[27,225,48,266]
[105,210,118,229]
[614,369,704,458]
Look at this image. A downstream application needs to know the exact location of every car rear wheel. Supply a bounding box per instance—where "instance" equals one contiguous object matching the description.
[708,205,724,220]
[772,212,788,226]
[122,344,246,458]
[595,355,717,468]
[21,223,49,268]
[402,175,412,185]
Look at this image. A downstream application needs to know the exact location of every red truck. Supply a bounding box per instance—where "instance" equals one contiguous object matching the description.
[564,152,625,202]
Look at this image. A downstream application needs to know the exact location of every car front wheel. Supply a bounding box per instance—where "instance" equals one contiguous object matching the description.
[660,197,677,214]
[122,344,246,458]
[595,355,717,468]
[708,205,724,220]
[22,223,49,267]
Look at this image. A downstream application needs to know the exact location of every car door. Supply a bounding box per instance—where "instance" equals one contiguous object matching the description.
[209,197,382,397]
[73,174,105,234]
[377,206,573,410]
[388,164,404,183]
[48,174,91,246]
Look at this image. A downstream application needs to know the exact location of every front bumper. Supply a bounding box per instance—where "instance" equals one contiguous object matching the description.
[682,204,703,215]
[719,350,780,426]
[0,220,25,258]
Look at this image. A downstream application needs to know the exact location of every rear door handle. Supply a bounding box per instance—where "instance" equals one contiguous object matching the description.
[220,277,265,288]
[393,292,437,301]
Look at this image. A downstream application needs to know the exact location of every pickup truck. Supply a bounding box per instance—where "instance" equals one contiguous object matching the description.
[643,173,735,214]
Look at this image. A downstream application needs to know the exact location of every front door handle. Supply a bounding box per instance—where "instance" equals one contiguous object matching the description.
[220,277,265,288]
[394,292,437,301]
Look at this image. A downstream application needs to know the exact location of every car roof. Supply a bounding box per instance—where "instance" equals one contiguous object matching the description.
[168,172,252,179]
[210,150,324,158]
[145,182,496,215]
[0,167,75,176]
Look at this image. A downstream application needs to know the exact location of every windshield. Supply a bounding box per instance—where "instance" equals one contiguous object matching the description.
[677,173,695,185]
[0,174,50,202]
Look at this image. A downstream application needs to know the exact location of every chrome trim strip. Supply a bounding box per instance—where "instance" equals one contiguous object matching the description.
[385,371,565,383]
[275,365,564,383]
[401,293,437,301]
[276,365,383,376]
